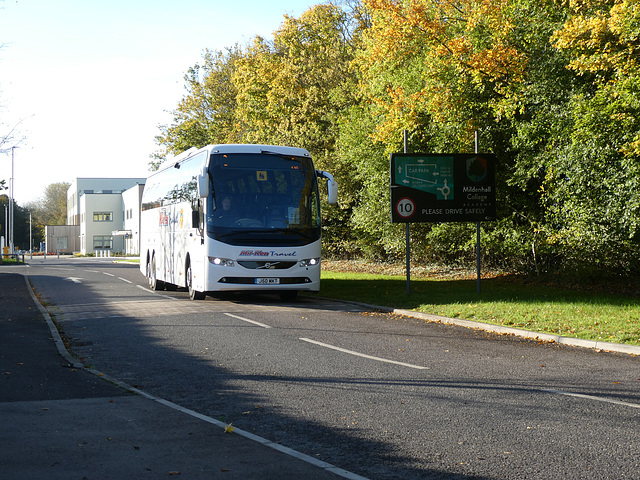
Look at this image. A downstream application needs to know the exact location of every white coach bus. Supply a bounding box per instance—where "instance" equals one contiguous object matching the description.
[140,144,337,300]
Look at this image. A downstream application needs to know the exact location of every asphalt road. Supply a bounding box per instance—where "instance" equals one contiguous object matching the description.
[22,257,640,480]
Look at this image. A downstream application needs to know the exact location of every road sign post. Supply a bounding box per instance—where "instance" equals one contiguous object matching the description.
[403,130,410,297]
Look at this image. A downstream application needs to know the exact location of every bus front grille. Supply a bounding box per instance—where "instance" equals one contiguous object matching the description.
[237,261,297,270]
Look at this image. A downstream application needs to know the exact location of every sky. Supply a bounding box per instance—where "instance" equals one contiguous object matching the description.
[0,0,319,205]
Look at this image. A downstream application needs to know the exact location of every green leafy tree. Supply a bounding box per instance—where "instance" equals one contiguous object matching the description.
[232,4,362,255]
[26,182,70,226]
[23,182,70,249]
[233,3,358,167]
[152,46,244,168]
[543,0,640,276]
[0,195,34,251]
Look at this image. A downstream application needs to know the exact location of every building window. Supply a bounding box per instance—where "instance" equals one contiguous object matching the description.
[93,211,113,222]
[93,235,113,249]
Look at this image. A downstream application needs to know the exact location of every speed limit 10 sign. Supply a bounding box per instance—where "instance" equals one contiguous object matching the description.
[395,197,415,219]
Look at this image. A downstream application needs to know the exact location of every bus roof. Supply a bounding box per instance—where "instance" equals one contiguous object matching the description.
[159,144,312,172]
[208,144,311,157]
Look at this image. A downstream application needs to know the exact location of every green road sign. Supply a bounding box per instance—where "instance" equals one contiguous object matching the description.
[390,153,496,223]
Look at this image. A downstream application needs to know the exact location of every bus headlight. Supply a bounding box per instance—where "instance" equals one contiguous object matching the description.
[208,257,234,267]
[299,258,320,267]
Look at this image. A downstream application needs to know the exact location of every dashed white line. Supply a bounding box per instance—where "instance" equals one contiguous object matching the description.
[299,338,429,370]
[103,272,115,277]
[224,313,272,329]
[118,277,133,284]
[543,389,640,409]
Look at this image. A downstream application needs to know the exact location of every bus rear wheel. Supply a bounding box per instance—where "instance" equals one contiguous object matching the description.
[186,260,205,300]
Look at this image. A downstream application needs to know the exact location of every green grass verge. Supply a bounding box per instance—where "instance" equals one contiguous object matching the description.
[317,271,640,346]
[0,257,23,265]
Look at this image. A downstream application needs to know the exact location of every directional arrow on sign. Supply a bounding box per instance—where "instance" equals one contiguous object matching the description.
[65,277,83,284]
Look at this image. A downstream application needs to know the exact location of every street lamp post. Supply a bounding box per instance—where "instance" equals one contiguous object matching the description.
[3,204,6,259]
[9,146,17,254]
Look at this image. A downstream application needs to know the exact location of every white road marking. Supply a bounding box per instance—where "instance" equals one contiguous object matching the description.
[224,313,272,329]
[103,272,115,277]
[543,389,640,409]
[135,284,178,300]
[118,277,133,284]
[299,338,429,370]
[64,277,83,284]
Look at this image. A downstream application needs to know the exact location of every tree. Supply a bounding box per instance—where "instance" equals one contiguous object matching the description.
[23,182,70,250]
[360,0,528,148]
[1,123,27,189]
[543,0,640,275]
[0,194,34,251]
[233,3,358,167]
[27,182,70,226]
[152,46,244,168]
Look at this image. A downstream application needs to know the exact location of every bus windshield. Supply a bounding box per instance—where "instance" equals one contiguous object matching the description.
[206,152,321,246]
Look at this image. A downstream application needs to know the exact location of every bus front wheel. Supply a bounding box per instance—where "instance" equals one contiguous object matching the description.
[187,260,205,300]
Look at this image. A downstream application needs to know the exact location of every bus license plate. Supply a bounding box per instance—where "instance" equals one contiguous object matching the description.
[256,278,280,285]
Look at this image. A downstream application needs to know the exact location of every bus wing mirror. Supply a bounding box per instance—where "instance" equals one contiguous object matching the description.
[197,169,209,198]
[317,170,338,205]
[327,178,338,205]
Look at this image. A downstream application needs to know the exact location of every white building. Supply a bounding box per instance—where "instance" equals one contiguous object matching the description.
[67,178,145,255]
[120,184,145,256]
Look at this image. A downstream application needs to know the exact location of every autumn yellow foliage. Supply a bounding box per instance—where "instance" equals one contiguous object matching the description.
[361,0,527,145]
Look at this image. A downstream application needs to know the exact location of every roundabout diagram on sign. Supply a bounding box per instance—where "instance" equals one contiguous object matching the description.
[394,156,454,200]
